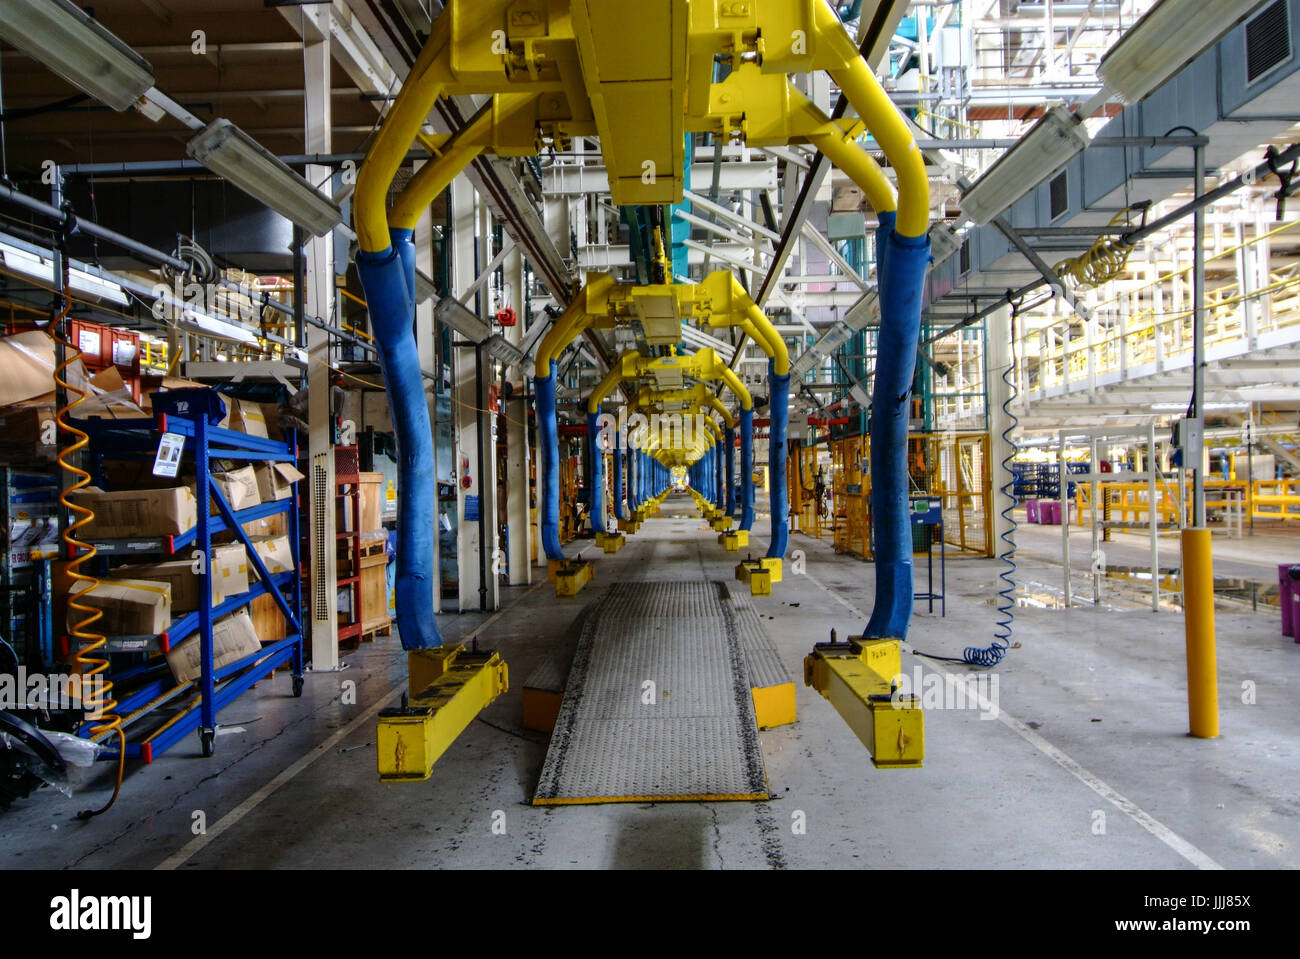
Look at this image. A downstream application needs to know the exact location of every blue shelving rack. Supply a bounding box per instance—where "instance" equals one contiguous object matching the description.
[70,389,303,761]
[0,468,58,670]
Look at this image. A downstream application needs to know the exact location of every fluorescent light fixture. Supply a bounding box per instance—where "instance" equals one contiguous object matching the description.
[959,106,1091,226]
[844,290,880,331]
[1098,0,1267,105]
[186,119,342,237]
[179,307,260,346]
[0,0,154,111]
[0,241,128,304]
[485,334,524,367]
[928,224,961,267]
[434,296,492,343]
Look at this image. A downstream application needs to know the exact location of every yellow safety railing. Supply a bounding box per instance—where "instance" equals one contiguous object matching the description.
[1020,217,1300,394]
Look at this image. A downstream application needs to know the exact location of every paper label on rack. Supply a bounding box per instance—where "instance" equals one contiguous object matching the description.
[112,339,137,365]
[152,431,186,478]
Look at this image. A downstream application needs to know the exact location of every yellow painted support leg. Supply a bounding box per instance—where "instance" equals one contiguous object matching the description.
[596,531,625,553]
[712,516,734,531]
[1181,527,1219,738]
[719,529,748,551]
[556,560,595,597]
[759,557,783,583]
[752,682,796,728]
[734,559,772,596]
[803,634,923,769]
[377,646,509,782]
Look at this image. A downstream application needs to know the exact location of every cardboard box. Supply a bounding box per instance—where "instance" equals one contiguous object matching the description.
[359,472,384,532]
[0,404,57,461]
[250,534,294,576]
[104,543,248,612]
[68,486,198,540]
[107,560,198,612]
[211,542,250,601]
[0,331,58,408]
[68,578,171,636]
[254,462,303,502]
[259,403,284,442]
[212,466,261,512]
[165,609,262,684]
[224,398,268,438]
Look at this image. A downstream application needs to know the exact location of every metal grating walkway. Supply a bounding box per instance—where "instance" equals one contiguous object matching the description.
[533,581,770,804]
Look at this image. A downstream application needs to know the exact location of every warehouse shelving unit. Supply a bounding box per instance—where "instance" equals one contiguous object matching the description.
[70,389,303,761]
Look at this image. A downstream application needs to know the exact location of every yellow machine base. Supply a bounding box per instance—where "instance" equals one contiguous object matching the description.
[752,682,797,729]
[377,646,509,782]
[617,517,640,534]
[734,561,772,596]
[556,560,595,597]
[712,516,734,531]
[760,557,783,583]
[719,530,748,551]
[596,532,626,553]
[804,636,923,769]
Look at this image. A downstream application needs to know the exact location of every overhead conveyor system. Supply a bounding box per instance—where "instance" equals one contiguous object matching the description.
[354,0,931,779]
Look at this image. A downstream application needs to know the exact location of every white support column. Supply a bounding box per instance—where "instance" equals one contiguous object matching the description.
[303,10,338,670]
[503,246,532,584]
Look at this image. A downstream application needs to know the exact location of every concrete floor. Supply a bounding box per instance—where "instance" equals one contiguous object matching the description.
[3,494,1298,869]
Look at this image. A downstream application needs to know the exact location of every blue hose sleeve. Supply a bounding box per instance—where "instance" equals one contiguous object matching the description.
[766,367,790,559]
[740,407,755,530]
[863,211,931,641]
[535,364,564,560]
[355,229,441,650]
[725,426,736,517]
[587,411,606,534]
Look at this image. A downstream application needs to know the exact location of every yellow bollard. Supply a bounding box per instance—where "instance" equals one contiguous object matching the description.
[1180,528,1219,738]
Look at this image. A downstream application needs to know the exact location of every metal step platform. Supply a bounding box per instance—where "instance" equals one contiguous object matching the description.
[533,581,774,805]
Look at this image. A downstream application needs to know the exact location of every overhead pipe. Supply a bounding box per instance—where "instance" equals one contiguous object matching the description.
[813,0,932,639]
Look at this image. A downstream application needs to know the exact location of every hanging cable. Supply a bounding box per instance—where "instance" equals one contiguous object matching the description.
[49,215,124,817]
[914,295,1022,668]
[969,294,1023,667]
[1053,203,1150,290]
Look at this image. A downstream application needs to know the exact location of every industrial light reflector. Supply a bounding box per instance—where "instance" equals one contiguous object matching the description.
[844,289,880,331]
[186,120,343,237]
[434,296,492,343]
[959,106,1091,226]
[1098,0,1267,105]
[414,269,437,305]
[928,224,961,267]
[0,0,154,111]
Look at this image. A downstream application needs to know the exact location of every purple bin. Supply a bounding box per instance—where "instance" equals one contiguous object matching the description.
[1280,564,1300,640]
[1042,501,1062,525]
[1026,499,1040,524]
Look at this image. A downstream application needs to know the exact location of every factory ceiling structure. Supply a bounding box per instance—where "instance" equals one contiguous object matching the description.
[0,0,1298,902]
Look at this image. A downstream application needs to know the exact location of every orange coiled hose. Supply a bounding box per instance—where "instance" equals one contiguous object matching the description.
[50,300,125,818]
